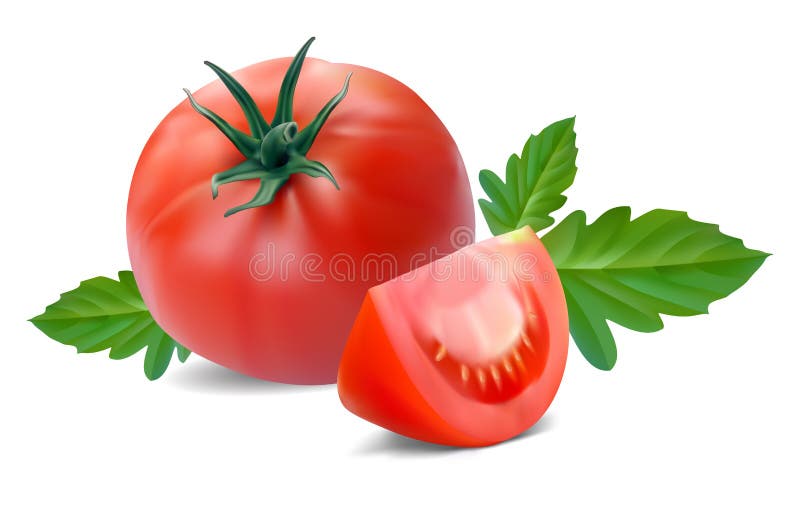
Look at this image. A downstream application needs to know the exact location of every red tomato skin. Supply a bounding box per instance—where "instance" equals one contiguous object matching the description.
[338,293,491,446]
[337,228,568,446]
[127,57,474,384]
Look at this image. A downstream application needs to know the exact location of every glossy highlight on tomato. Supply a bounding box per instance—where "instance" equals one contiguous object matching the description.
[337,227,568,446]
[126,40,474,384]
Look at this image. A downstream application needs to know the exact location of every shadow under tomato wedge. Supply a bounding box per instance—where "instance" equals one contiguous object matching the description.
[337,227,569,447]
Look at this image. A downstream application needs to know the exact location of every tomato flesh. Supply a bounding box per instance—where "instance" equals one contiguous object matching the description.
[338,227,568,446]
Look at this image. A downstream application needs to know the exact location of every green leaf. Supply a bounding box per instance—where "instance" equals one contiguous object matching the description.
[30,271,191,380]
[541,208,769,370]
[479,117,578,234]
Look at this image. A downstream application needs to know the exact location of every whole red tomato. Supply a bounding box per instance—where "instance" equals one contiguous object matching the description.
[126,39,474,384]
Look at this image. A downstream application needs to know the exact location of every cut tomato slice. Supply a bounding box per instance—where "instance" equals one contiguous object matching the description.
[337,227,569,447]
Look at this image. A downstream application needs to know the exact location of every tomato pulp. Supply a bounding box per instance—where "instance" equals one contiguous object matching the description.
[126,40,474,384]
[338,227,568,446]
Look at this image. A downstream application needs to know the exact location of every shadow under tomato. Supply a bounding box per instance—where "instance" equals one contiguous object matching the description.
[169,359,336,395]
[353,413,555,456]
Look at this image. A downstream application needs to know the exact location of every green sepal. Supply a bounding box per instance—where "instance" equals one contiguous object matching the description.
[211,159,265,199]
[286,152,339,190]
[272,37,316,126]
[292,72,353,155]
[203,60,270,138]
[182,88,259,157]
[223,175,289,217]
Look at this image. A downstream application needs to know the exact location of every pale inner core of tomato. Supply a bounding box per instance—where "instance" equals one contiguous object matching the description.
[430,280,524,363]
[393,247,527,364]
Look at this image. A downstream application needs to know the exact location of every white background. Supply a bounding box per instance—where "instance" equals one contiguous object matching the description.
[2,1,797,504]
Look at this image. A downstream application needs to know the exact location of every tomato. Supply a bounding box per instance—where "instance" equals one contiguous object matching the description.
[126,39,474,384]
[337,227,568,446]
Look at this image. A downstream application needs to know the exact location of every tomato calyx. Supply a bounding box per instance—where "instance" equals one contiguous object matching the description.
[182,37,351,216]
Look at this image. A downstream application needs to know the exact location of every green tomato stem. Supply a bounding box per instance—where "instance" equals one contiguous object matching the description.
[183,37,349,216]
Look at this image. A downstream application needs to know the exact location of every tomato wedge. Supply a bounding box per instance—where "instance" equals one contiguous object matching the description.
[337,227,569,446]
